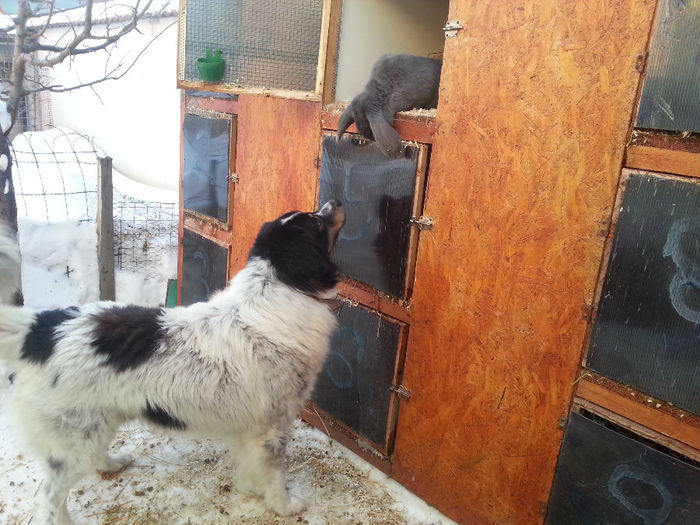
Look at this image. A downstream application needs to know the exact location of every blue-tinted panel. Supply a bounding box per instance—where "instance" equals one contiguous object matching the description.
[183,114,230,222]
[181,229,228,306]
[636,0,700,132]
[587,174,700,414]
[546,413,700,524]
[311,303,402,447]
[319,135,421,298]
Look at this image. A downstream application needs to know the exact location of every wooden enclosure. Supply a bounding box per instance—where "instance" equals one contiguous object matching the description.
[176,1,699,523]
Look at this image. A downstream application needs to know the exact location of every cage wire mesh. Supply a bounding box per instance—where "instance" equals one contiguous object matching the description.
[11,127,178,282]
[182,0,324,92]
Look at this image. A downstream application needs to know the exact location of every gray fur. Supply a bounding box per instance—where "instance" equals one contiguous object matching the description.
[337,54,442,157]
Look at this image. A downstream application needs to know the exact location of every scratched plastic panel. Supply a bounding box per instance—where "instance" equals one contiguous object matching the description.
[587,174,700,414]
[181,229,228,306]
[311,302,401,447]
[546,413,700,524]
[319,135,420,298]
[183,114,230,222]
[183,0,323,93]
[636,0,700,132]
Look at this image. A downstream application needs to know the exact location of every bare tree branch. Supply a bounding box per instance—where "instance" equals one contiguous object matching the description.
[21,18,176,95]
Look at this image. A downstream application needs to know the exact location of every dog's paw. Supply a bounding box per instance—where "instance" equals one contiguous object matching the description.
[97,453,134,473]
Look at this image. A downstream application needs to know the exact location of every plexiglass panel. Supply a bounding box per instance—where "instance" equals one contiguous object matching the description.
[587,173,700,414]
[319,135,422,298]
[183,114,230,222]
[636,0,700,132]
[182,0,324,93]
[311,303,402,447]
[181,229,228,305]
[546,413,700,524]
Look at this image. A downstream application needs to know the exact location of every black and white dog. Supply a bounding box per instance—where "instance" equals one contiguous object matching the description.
[0,200,345,524]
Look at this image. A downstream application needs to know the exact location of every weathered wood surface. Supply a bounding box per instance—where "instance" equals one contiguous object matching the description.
[229,96,321,274]
[391,1,657,523]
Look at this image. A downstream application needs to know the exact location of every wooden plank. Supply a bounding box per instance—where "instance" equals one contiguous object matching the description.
[320,0,342,104]
[391,1,657,524]
[576,378,700,453]
[626,145,700,178]
[322,104,436,145]
[573,398,700,462]
[336,281,410,324]
[96,157,115,301]
[228,95,321,273]
[185,95,239,116]
[177,80,322,102]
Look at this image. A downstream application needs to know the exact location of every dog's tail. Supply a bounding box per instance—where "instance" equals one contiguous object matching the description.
[0,223,32,367]
[0,223,21,305]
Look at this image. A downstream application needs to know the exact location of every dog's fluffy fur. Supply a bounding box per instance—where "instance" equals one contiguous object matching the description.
[0,200,344,525]
[0,223,20,304]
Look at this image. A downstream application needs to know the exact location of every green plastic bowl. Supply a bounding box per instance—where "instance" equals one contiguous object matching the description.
[197,49,225,82]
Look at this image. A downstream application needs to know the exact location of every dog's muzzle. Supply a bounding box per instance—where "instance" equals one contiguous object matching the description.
[316,200,345,252]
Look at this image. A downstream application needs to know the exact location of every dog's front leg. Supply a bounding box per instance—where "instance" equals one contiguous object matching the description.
[232,431,305,516]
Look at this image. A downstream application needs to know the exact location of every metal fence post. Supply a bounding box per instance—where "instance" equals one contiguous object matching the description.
[97,156,115,301]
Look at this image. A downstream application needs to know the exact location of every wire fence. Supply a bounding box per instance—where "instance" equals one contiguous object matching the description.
[11,127,178,282]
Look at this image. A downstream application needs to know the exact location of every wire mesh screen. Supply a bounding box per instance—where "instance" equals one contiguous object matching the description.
[12,128,178,283]
[182,0,324,93]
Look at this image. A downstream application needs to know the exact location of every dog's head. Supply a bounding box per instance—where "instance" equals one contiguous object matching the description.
[248,200,345,295]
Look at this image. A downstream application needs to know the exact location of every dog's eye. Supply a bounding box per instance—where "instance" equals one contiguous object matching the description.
[312,216,323,229]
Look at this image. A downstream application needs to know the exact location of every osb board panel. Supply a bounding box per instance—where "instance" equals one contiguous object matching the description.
[391,1,657,524]
[228,96,321,275]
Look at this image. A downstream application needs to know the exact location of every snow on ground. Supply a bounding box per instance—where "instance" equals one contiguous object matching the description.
[12,127,178,307]
[0,128,457,523]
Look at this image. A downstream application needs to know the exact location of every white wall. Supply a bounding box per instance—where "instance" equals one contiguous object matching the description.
[334,0,449,102]
[42,16,180,192]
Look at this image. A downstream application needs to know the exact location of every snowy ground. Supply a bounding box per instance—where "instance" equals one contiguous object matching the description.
[0,399,454,525]
[0,127,457,523]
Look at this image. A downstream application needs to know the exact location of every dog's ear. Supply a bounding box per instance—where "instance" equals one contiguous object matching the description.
[249,223,339,294]
[271,230,339,294]
[367,111,402,158]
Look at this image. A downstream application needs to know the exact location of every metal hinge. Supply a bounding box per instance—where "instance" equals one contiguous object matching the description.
[410,215,434,230]
[443,20,463,38]
[227,173,239,183]
[390,385,412,400]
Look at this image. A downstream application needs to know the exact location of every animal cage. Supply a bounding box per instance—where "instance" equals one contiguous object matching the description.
[176,1,700,523]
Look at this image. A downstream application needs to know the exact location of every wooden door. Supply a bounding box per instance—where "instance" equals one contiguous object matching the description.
[391,1,657,523]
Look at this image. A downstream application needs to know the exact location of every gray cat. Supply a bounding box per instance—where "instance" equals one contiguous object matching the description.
[337,54,442,157]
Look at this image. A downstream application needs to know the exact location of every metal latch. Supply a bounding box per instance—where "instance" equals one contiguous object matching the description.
[227,173,239,183]
[390,385,412,400]
[410,215,434,230]
[443,20,463,38]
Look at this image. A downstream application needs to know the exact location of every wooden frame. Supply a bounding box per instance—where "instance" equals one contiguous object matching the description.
[625,131,700,179]
[181,107,238,232]
[318,130,431,304]
[572,166,700,462]
[176,0,338,102]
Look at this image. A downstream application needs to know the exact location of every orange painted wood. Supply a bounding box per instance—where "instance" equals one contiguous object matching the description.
[626,145,700,178]
[391,1,657,524]
[576,379,700,452]
[229,95,321,274]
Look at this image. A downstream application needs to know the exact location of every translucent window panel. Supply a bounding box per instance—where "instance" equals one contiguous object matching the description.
[636,0,700,132]
[181,0,324,93]
[546,413,700,525]
[319,135,424,298]
[587,173,700,414]
[181,229,228,306]
[183,114,230,222]
[311,303,403,447]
